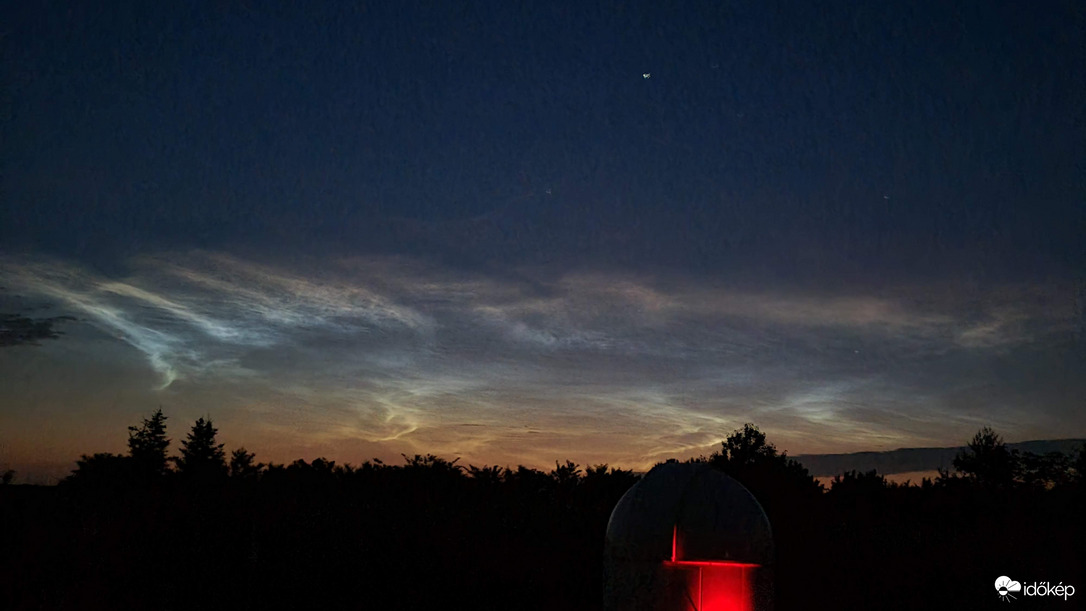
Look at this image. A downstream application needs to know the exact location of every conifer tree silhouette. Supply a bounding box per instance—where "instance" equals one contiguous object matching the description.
[127,408,170,478]
[175,417,227,480]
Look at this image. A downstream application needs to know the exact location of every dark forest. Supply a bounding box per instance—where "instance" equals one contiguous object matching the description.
[3,414,1082,610]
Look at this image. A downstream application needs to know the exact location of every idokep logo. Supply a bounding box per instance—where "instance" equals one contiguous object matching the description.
[995,576,1076,602]
[995,576,1022,601]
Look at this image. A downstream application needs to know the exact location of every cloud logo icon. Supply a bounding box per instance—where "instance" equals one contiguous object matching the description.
[995,576,1022,601]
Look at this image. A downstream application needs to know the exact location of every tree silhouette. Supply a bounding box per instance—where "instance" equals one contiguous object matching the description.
[466,464,508,486]
[551,460,583,488]
[228,447,263,479]
[62,452,134,489]
[953,426,1019,488]
[175,417,227,480]
[1071,444,1086,486]
[708,423,823,498]
[829,469,891,494]
[716,423,778,466]
[13,415,1086,611]
[127,409,170,478]
[1019,450,1073,489]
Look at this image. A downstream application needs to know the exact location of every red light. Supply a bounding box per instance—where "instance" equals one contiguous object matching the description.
[672,524,678,561]
[665,525,758,610]
[665,560,760,568]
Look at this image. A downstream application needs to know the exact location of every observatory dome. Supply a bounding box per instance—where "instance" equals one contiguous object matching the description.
[606,462,773,564]
[603,462,774,611]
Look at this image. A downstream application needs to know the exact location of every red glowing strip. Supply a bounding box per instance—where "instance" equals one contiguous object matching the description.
[664,560,761,568]
[671,524,678,562]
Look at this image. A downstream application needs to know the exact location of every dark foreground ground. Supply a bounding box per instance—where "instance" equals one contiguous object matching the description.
[2,455,1082,611]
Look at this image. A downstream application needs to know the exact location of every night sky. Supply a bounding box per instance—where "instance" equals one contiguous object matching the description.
[2,2,1084,482]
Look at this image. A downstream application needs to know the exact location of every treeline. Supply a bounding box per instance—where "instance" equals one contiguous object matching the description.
[2,415,1084,610]
[5,411,640,611]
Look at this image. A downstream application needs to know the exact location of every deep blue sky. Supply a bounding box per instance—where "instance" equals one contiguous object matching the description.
[2,1,1084,481]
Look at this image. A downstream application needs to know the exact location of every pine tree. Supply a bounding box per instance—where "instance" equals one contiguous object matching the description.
[128,409,170,477]
[175,417,227,480]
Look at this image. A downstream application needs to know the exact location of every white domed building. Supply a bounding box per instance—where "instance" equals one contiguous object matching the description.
[603,462,774,611]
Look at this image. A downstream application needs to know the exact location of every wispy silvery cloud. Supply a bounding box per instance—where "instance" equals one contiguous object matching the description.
[1,251,1081,471]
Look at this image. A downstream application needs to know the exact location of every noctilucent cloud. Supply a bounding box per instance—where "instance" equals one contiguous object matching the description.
[2,2,1083,482]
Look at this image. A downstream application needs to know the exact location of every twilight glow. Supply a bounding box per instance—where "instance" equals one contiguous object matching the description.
[2,2,1083,482]
[2,250,1081,481]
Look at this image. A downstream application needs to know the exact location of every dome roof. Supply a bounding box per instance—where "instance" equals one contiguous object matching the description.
[605,462,773,565]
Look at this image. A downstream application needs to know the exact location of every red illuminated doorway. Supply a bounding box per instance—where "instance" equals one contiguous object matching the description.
[664,526,758,611]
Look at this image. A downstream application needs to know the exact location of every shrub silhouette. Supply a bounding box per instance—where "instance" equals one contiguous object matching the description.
[829,469,892,494]
[62,452,135,490]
